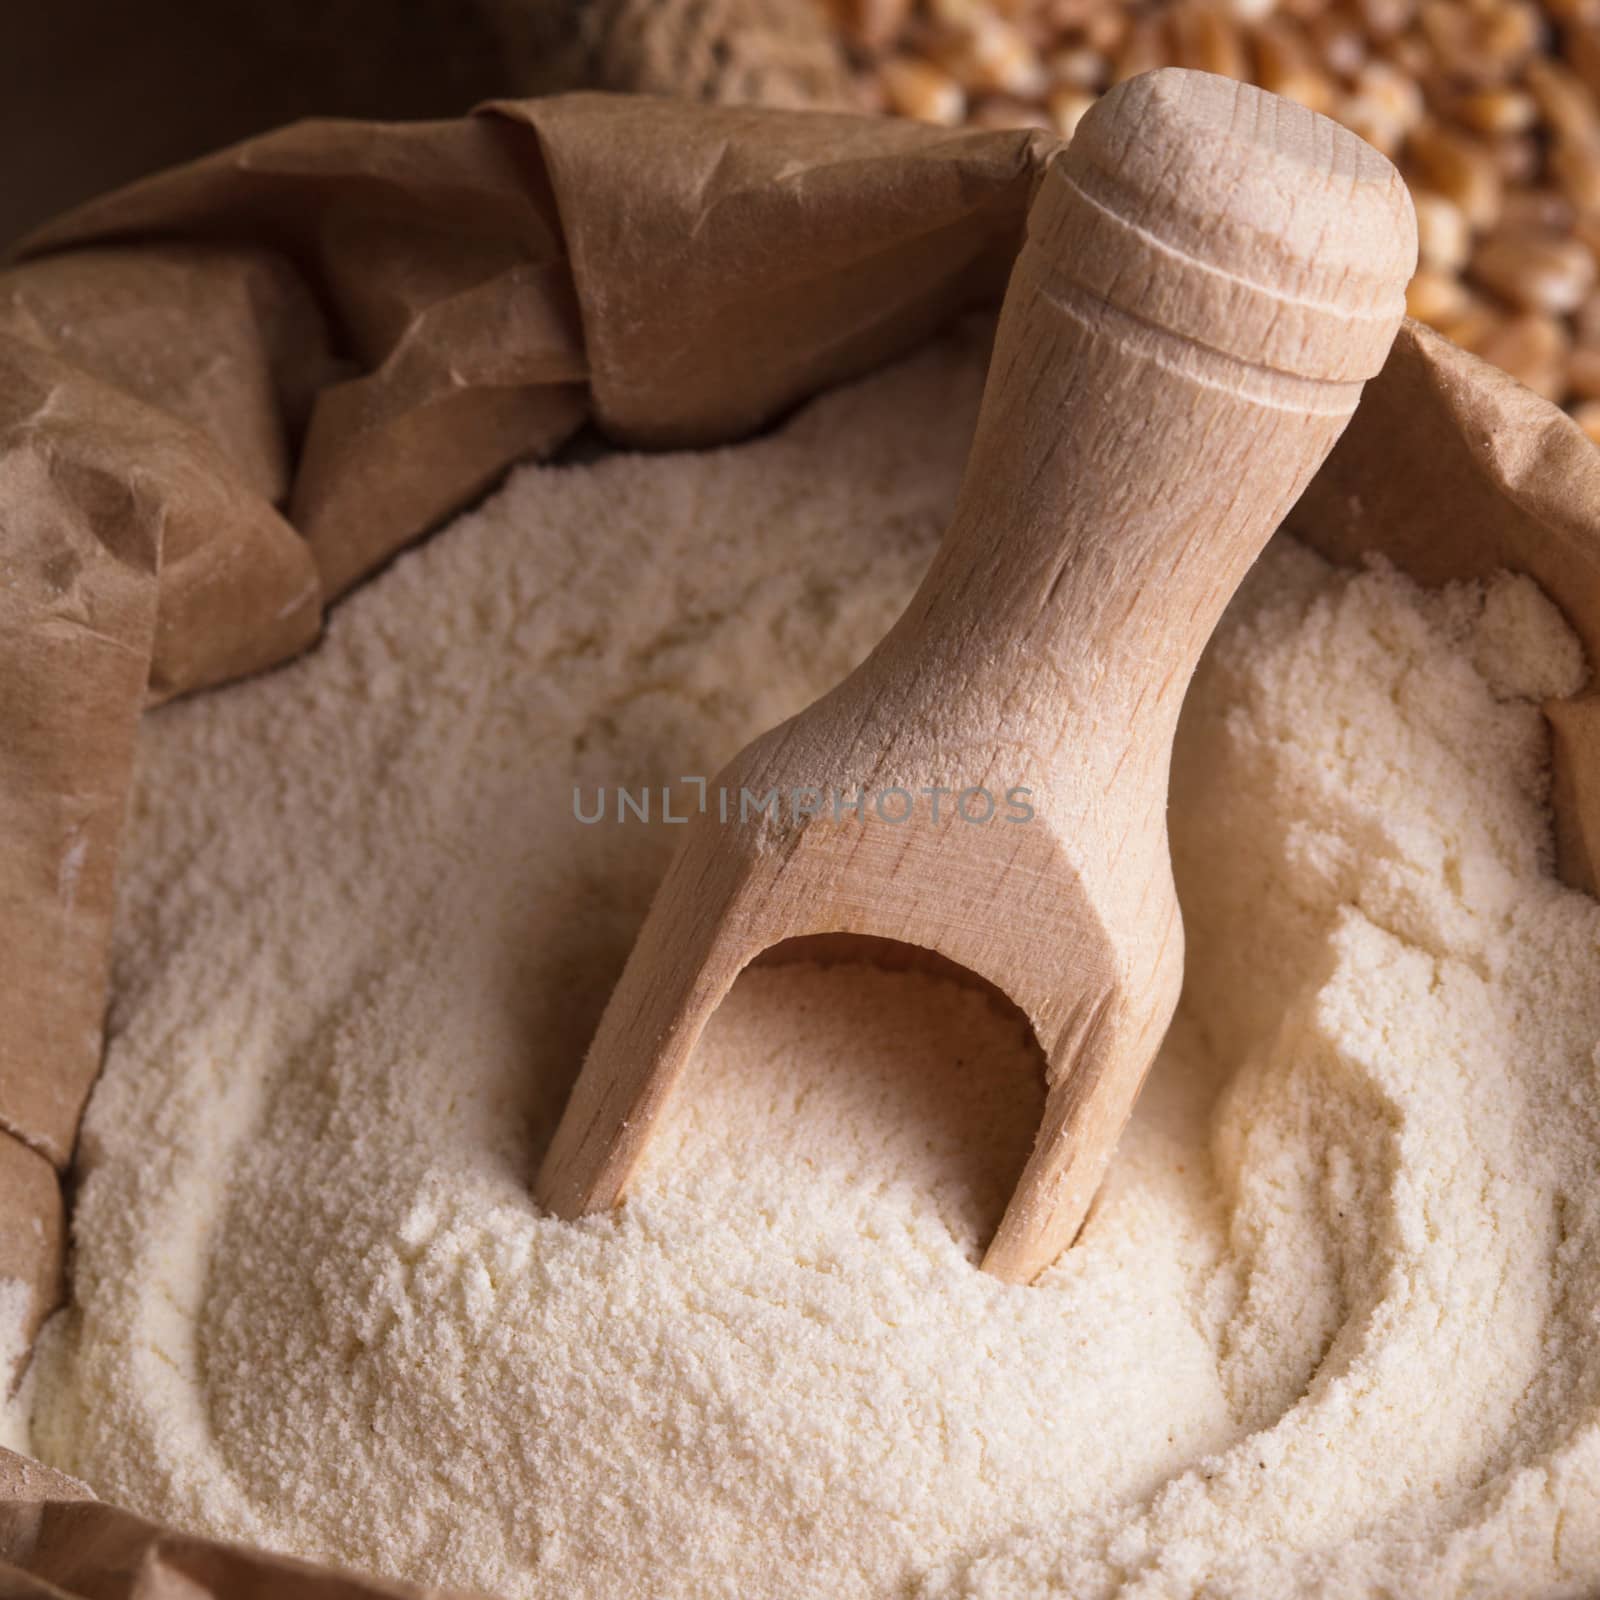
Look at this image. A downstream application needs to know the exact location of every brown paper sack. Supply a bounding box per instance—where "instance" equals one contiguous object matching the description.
[1,93,1598,1599]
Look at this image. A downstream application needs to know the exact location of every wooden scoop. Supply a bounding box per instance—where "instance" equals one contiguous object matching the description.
[537,69,1417,1283]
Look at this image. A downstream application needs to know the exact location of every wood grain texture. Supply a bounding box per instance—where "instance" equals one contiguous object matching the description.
[536,69,1417,1283]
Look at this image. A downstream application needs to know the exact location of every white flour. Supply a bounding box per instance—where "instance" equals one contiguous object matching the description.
[28,325,1600,1598]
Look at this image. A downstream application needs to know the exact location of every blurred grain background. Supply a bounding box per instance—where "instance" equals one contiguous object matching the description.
[1,1,506,245]
[836,0,1600,431]
[0,0,850,247]
[6,0,1599,431]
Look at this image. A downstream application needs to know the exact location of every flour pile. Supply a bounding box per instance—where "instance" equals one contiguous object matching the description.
[26,325,1600,1598]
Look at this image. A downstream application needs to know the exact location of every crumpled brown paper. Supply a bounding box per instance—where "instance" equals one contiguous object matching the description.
[1,92,1597,1600]
[0,94,1048,1177]
[0,1489,488,1599]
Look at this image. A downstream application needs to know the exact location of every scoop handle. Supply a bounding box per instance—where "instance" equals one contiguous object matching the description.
[890,73,1415,1284]
[884,71,1416,790]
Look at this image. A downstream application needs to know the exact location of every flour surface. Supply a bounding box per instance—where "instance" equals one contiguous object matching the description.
[30,326,1600,1598]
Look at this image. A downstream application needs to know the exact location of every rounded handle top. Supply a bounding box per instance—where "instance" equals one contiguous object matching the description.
[1042,69,1417,384]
